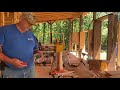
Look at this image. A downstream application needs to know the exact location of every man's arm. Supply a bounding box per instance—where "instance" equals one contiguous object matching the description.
[0,46,13,64]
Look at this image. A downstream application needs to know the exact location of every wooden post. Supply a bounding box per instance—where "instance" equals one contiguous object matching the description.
[88,30,93,58]
[75,44,77,51]
[68,19,73,51]
[43,23,46,44]
[56,52,63,71]
[48,21,54,44]
[93,12,96,21]
[107,14,118,71]
[0,12,4,26]
[50,22,52,44]
[72,43,74,51]
[80,31,86,52]
[93,20,102,59]
[117,23,120,67]
[56,44,64,72]
[79,15,83,50]
[91,12,96,58]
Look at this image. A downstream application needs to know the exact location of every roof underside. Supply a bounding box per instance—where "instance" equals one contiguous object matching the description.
[33,12,88,22]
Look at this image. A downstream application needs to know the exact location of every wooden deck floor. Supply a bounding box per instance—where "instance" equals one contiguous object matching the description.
[35,64,53,78]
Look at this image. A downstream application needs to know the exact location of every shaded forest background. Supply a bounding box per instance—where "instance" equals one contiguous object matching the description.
[32,12,120,52]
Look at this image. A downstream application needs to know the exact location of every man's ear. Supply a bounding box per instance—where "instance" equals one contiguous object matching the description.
[19,15,24,21]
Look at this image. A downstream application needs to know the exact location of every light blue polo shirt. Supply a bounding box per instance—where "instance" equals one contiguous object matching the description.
[0,24,38,70]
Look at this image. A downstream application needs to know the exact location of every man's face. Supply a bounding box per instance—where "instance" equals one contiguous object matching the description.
[23,19,33,31]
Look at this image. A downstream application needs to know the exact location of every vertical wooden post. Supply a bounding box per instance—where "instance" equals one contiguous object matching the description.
[50,22,52,44]
[43,23,46,44]
[79,15,83,50]
[48,21,54,44]
[75,44,77,51]
[107,14,118,71]
[0,12,4,26]
[93,12,96,21]
[56,52,63,71]
[117,23,120,66]
[93,20,102,59]
[68,19,73,51]
[92,12,96,58]
[56,44,64,72]
[71,43,74,51]
[80,31,86,52]
[88,30,93,58]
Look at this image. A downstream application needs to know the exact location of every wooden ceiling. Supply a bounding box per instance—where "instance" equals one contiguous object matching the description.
[33,12,88,23]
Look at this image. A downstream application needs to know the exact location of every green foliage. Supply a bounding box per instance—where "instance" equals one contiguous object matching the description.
[101,20,108,50]
[73,18,79,32]
[32,12,119,51]
[83,12,93,30]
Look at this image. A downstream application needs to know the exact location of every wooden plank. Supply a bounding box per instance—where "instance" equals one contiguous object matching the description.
[117,23,120,66]
[109,75,120,78]
[0,12,4,26]
[34,12,86,22]
[72,32,79,44]
[106,71,120,75]
[88,60,108,71]
[88,30,93,57]
[107,14,118,71]
[3,12,88,25]
[96,14,108,21]
[93,20,102,59]
[80,31,86,52]
[4,12,14,25]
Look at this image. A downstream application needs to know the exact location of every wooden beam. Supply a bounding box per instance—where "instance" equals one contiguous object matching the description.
[93,12,96,20]
[117,23,120,66]
[107,14,118,71]
[93,20,102,59]
[48,21,54,44]
[96,14,108,21]
[34,12,87,23]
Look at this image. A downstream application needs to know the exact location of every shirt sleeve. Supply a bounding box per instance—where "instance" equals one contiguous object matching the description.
[0,29,5,46]
[33,36,39,51]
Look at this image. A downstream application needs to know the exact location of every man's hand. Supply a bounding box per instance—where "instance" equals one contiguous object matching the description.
[11,58,27,68]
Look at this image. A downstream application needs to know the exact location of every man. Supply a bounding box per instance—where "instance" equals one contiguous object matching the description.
[0,12,39,78]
